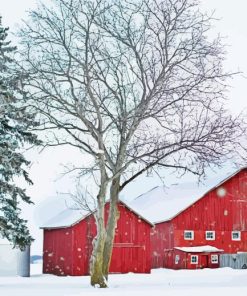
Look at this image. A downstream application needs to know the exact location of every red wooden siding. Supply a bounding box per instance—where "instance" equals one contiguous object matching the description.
[163,249,220,269]
[43,228,73,275]
[151,168,247,269]
[151,222,174,268]
[163,249,221,269]
[43,202,151,276]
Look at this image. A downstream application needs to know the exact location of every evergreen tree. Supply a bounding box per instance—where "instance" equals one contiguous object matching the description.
[0,17,40,249]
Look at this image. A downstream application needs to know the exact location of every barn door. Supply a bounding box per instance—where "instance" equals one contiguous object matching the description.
[110,243,146,273]
[201,255,209,268]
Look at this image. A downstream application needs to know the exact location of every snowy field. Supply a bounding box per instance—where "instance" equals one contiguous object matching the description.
[1,264,247,296]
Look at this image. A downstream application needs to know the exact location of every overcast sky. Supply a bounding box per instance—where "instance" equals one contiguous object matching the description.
[0,0,247,254]
[1,0,247,113]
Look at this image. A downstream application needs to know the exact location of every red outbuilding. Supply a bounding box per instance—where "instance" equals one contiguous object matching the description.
[131,167,247,269]
[163,246,223,269]
[41,201,153,276]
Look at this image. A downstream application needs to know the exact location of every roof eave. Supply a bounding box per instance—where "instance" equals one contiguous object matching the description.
[120,200,154,227]
[40,200,154,229]
[152,166,247,225]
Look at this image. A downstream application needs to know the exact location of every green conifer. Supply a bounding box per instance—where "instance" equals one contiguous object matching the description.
[0,17,40,249]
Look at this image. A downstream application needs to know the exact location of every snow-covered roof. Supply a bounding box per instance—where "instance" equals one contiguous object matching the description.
[174,245,224,253]
[40,207,90,229]
[130,183,207,224]
[129,167,246,224]
[40,200,153,229]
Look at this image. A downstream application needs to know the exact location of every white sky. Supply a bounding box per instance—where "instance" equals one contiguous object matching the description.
[0,0,247,254]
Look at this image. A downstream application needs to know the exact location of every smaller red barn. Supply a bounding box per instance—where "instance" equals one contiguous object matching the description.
[164,246,223,269]
[40,201,153,276]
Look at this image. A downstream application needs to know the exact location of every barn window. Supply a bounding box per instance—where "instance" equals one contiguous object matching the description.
[211,254,218,264]
[232,231,241,241]
[184,230,194,240]
[191,255,198,264]
[175,255,180,264]
[206,231,215,240]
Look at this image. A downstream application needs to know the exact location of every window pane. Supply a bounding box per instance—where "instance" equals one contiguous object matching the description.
[211,255,218,263]
[191,255,198,264]
[206,231,215,240]
[232,231,241,240]
[184,231,194,240]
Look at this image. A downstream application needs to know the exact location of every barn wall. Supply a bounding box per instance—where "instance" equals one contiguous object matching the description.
[71,216,95,276]
[110,203,151,273]
[163,250,221,269]
[173,230,247,253]
[43,228,73,276]
[150,222,174,268]
[43,202,151,276]
[164,249,187,269]
[185,252,221,269]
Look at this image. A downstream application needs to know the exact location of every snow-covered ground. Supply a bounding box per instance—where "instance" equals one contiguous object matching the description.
[1,264,247,296]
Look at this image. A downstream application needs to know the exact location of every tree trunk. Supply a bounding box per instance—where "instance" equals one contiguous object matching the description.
[90,190,107,287]
[102,176,121,279]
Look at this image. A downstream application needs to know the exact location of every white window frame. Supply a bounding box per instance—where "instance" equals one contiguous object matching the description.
[175,255,180,264]
[205,231,215,241]
[191,255,198,264]
[184,230,194,240]
[211,254,218,264]
[232,231,241,241]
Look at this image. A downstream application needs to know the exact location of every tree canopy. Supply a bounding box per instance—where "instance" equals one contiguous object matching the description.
[0,18,40,248]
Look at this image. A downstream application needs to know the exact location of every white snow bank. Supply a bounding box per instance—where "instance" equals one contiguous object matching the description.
[0,245,17,276]
[174,245,224,253]
[1,264,247,296]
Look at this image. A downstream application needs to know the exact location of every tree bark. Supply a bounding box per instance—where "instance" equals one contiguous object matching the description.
[102,176,121,279]
[90,174,108,288]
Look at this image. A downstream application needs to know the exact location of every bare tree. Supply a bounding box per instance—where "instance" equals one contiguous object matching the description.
[19,0,246,287]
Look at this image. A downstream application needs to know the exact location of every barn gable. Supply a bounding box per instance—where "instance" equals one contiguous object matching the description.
[40,200,153,229]
[41,201,152,276]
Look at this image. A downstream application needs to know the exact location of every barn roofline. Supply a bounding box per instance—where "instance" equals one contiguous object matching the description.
[40,200,154,229]
[120,199,154,227]
[174,245,224,253]
[40,210,91,229]
[153,166,247,225]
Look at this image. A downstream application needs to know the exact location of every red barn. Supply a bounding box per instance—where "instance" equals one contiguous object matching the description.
[131,167,247,269]
[40,201,153,276]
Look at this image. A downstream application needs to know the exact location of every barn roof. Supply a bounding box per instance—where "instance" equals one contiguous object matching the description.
[174,245,224,253]
[129,167,246,224]
[40,200,154,229]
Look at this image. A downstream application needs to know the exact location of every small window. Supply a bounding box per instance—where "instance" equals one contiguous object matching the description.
[232,231,241,241]
[191,255,198,264]
[211,254,218,264]
[184,230,194,240]
[206,231,215,240]
[175,255,180,264]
